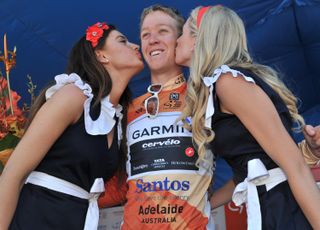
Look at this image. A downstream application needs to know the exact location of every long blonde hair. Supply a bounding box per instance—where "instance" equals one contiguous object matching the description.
[181,6,305,165]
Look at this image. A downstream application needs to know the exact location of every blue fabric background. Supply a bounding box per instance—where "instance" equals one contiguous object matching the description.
[1,0,319,188]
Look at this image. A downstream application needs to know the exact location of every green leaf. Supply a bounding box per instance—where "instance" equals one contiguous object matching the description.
[0,133,20,151]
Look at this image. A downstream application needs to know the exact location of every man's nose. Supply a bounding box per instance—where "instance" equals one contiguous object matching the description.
[149,33,159,44]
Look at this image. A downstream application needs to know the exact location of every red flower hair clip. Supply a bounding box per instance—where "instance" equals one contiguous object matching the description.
[86,22,109,48]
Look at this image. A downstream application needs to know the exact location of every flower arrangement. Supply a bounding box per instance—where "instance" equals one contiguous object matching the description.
[0,34,35,174]
[0,71,26,172]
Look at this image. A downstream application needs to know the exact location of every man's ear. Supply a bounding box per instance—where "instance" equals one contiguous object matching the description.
[95,50,109,64]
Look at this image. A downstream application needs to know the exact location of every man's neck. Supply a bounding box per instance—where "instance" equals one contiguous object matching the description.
[151,69,182,85]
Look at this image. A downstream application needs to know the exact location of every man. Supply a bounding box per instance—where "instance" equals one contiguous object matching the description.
[121,5,214,229]
[119,4,320,229]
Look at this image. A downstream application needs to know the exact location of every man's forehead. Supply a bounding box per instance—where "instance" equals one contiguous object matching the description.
[141,22,176,31]
[141,11,177,28]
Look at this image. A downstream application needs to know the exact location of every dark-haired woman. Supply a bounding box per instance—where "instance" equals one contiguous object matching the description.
[0,22,143,230]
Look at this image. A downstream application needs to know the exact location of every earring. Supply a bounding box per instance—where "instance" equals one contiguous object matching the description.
[101,55,109,63]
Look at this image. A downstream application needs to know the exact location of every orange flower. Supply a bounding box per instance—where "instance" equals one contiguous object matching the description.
[0,76,26,139]
[5,114,16,123]
[4,89,23,116]
[0,46,29,173]
[0,76,7,89]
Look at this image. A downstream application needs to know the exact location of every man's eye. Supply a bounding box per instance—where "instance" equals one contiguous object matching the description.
[141,33,149,39]
[159,29,168,33]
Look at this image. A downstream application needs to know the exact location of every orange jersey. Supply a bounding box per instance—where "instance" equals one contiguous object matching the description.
[98,172,128,208]
[122,78,214,230]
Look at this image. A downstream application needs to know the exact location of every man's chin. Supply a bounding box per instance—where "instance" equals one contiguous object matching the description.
[147,62,167,72]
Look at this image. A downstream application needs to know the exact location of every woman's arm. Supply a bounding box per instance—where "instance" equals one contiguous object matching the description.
[210,179,235,209]
[0,85,86,229]
[216,73,320,229]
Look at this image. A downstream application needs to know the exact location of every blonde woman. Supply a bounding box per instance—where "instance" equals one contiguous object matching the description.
[176,5,320,230]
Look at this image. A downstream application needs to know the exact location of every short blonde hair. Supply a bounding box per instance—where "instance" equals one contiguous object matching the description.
[140,4,185,36]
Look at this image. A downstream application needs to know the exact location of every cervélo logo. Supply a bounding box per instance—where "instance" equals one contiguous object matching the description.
[142,138,180,149]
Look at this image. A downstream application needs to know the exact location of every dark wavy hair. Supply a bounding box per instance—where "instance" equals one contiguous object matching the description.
[25,24,131,179]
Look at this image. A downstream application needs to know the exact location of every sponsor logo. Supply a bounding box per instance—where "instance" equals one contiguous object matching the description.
[151,158,168,169]
[185,147,195,157]
[132,125,185,139]
[169,93,179,100]
[175,76,185,84]
[135,107,144,114]
[228,202,245,214]
[141,216,177,224]
[154,159,165,163]
[142,138,180,149]
[135,177,190,193]
[134,194,189,202]
[163,100,182,109]
[139,204,183,215]
[133,164,148,171]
